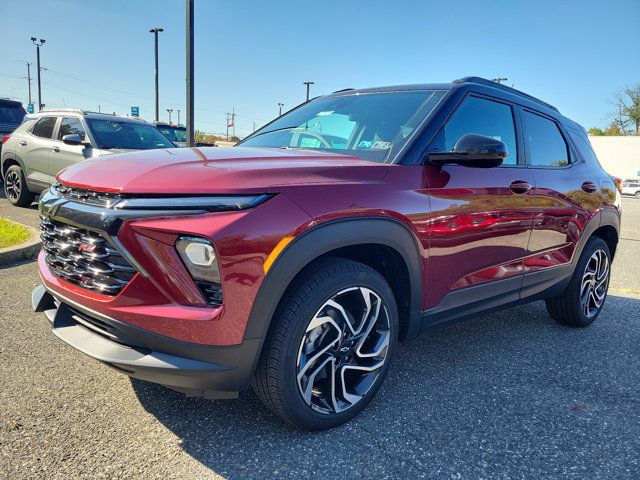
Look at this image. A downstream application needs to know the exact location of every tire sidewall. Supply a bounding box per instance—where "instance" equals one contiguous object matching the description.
[570,237,611,326]
[277,266,398,430]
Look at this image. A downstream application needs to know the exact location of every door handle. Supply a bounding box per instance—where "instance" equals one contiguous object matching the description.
[52,146,60,153]
[581,181,597,193]
[19,140,27,146]
[509,180,533,194]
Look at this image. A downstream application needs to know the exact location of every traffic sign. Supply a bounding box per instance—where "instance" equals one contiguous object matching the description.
[131,106,140,117]
[27,103,34,114]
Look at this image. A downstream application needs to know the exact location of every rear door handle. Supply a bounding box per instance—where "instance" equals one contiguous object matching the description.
[581,181,597,193]
[19,140,27,146]
[509,180,533,194]
[52,146,60,153]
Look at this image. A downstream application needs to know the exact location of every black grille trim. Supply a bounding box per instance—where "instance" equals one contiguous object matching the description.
[40,217,137,296]
[198,282,223,306]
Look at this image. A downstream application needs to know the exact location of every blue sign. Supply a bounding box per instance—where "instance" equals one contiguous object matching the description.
[131,106,140,117]
[27,103,34,114]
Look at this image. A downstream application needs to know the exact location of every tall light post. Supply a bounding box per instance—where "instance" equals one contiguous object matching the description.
[278,102,284,116]
[177,109,181,126]
[25,62,32,106]
[303,81,314,102]
[167,108,173,124]
[149,27,164,122]
[30,37,45,110]
[185,0,195,147]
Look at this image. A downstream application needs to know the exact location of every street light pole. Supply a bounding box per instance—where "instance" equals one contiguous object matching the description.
[185,0,195,147]
[303,81,314,102]
[278,102,284,116]
[149,27,164,122]
[177,109,181,126]
[167,108,173,124]
[30,37,45,110]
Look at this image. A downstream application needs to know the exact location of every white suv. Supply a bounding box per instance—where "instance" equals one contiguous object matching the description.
[1,109,175,207]
[622,179,640,198]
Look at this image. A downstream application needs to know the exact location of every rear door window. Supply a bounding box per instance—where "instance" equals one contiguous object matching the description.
[31,116,58,139]
[522,111,569,167]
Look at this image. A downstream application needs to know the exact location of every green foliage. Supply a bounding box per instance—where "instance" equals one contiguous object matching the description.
[603,121,624,136]
[588,127,604,136]
[614,84,640,134]
[0,218,31,248]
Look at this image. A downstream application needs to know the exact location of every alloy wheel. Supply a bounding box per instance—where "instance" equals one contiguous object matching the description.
[296,287,391,415]
[5,170,21,201]
[580,249,609,318]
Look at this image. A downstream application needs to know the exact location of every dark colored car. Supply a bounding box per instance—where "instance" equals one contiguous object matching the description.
[0,98,26,155]
[155,122,216,148]
[32,77,621,430]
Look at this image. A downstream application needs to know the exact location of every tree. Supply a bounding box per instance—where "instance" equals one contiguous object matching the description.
[588,127,604,136]
[613,84,640,134]
[603,121,624,136]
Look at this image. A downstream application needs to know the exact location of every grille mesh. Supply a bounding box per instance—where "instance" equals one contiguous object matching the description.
[40,217,137,295]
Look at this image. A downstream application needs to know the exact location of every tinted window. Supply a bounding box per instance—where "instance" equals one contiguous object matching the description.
[58,117,87,141]
[158,126,187,142]
[431,96,518,165]
[523,111,569,167]
[568,129,598,166]
[240,90,446,163]
[32,116,57,139]
[0,104,26,126]
[87,119,175,150]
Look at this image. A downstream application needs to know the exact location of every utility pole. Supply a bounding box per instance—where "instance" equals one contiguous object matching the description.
[232,108,236,139]
[25,63,32,105]
[149,27,164,122]
[30,37,45,110]
[98,105,101,113]
[226,113,230,140]
[278,102,284,116]
[177,109,181,126]
[185,0,195,147]
[167,108,173,124]
[253,122,256,132]
[303,81,314,101]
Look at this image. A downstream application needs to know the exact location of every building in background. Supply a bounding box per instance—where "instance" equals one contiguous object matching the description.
[588,136,640,180]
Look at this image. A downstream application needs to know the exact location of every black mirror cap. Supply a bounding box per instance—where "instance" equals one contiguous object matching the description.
[428,133,507,168]
[61,134,84,146]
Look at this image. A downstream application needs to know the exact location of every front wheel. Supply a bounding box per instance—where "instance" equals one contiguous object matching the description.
[252,259,398,430]
[546,237,611,327]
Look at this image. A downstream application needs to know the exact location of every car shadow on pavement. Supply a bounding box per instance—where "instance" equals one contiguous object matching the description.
[131,296,640,479]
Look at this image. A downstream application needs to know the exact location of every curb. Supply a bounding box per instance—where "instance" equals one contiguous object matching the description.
[0,224,41,267]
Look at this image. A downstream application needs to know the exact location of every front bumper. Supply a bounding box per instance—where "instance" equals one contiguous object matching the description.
[32,284,262,398]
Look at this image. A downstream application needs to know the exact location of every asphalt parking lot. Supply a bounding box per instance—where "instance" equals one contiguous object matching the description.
[1,194,639,479]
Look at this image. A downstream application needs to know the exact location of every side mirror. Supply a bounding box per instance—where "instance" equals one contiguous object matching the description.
[428,133,507,168]
[61,134,84,146]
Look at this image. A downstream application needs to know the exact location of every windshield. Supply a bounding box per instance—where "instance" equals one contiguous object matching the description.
[87,119,175,150]
[239,90,446,162]
[157,125,187,143]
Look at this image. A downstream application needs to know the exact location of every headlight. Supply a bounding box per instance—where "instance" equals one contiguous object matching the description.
[175,236,221,284]
[116,194,271,212]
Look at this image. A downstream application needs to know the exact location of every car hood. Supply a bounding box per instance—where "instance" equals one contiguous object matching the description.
[57,147,388,194]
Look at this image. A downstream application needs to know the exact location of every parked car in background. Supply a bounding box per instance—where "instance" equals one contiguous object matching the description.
[0,98,26,154]
[621,179,640,198]
[1,109,175,206]
[155,121,216,148]
[32,77,620,430]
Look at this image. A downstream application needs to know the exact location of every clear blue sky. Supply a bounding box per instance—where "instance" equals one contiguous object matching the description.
[1,0,638,136]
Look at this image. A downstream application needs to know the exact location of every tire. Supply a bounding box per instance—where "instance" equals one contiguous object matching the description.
[252,258,398,430]
[3,164,35,207]
[635,191,640,199]
[546,237,611,327]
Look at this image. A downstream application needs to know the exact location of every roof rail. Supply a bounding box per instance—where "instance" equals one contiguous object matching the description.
[453,76,559,112]
[332,88,355,94]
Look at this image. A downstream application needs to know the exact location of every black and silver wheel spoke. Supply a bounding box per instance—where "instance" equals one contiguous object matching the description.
[296,287,391,415]
[5,171,21,201]
[580,249,609,318]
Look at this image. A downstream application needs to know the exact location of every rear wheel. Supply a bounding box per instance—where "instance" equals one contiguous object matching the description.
[635,191,640,199]
[252,259,398,430]
[546,237,611,327]
[4,165,35,207]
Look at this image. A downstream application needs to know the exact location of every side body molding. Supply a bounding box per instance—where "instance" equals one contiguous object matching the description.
[243,217,425,342]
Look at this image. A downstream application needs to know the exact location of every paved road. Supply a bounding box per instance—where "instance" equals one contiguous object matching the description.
[1,194,639,479]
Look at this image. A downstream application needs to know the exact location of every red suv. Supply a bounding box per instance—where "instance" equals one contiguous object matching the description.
[32,77,621,430]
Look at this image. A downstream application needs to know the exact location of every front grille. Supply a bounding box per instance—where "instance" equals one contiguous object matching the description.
[40,217,137,295]
[52,183,122,208]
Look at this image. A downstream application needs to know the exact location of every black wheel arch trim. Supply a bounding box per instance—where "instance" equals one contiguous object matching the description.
[243,217,425,342]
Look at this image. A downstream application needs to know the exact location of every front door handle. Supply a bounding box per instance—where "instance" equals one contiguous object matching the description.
[581,181,597,193]
[18,140,27,146]
[510,180,533,194]
[52,146,60,153]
